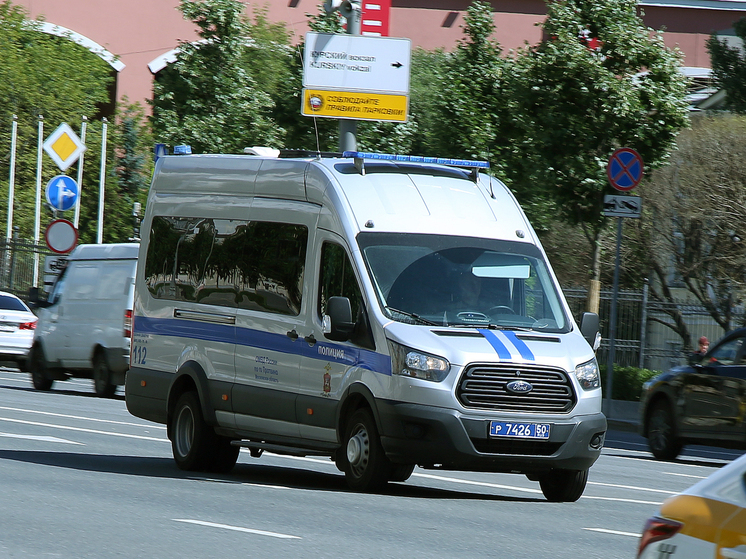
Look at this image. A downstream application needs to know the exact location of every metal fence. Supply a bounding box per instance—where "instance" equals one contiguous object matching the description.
[0,238,54,300]
[564,285,736,373]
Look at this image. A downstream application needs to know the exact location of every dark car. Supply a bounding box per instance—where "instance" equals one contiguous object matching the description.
[640,328,746,460]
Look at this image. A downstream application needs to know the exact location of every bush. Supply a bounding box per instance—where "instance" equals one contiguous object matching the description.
[599,365,661,401]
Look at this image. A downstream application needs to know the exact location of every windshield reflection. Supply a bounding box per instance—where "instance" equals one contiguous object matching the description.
[358,233,569,332]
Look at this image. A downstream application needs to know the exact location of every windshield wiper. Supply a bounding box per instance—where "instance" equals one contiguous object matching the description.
[449,323,532,332]
[384,306,440,326]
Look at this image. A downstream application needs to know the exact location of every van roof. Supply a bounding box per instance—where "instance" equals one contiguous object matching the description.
[153,153,535,243]
[67,243,139,261]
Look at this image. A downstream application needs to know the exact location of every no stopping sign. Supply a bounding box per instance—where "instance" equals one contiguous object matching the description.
[45,219,78,254]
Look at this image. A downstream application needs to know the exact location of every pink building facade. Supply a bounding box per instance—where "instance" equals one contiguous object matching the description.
[13,0,746,109]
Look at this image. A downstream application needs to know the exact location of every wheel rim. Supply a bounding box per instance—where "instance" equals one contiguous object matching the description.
[346,423,370,478]
[174,406,195,459]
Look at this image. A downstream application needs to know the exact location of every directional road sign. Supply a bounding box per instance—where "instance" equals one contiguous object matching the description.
[603,194,642,218]
[43,123,86,171]
[607,147,644,192]
[303,32,411,94]
[45,175,79,212]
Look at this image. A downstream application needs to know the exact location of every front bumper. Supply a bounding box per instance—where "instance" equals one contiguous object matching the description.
[377,399,606,474]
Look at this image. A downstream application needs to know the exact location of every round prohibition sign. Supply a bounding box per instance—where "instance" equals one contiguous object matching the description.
[607,147,644,192]
[44,219,78,254]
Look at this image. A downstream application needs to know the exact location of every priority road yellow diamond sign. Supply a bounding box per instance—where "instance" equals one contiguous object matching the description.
[43,123,86,171]
[302,89,408,123]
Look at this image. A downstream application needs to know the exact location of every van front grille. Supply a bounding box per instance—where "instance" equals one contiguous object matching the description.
[457,364,575,413]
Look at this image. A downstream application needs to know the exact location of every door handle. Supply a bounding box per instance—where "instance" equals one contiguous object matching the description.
[304,334,317,346]
[286,329,299,340]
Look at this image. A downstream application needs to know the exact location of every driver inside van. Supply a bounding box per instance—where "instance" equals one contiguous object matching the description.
[455,271,482,309]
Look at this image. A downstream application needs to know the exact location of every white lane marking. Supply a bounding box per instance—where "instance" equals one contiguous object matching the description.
[412,471,543,494]
[663,472,706,479]
[583,528,640,538]
[587,481,677,495]
[608,454,730,468]
[0,432,84,445]
[0,406,165,430]
[0,417,167,442]
[173,519,301,540]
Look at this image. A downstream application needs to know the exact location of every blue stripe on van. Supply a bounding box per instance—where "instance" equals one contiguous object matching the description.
[135,316,392,375]
[502,330,535,361]
[477,329,512,360]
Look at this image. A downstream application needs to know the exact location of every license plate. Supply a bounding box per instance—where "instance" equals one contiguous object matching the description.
[0,325,15,332]
[489,421,550,439]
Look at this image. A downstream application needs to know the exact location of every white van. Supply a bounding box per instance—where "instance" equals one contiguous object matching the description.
[125,150,606,501]
[28,243,138,397]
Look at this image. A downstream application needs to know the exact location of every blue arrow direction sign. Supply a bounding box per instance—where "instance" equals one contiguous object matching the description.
[45,175,79,212]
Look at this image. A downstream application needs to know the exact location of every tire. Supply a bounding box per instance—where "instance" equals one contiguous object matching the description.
[170,392,215,472]
[93,353,116,398]
[647,400,683,461]
[209,436,240,474]
[539,469,588,502]
[389,464,415,483]
[29,347,53,391]
[341,408,392,492]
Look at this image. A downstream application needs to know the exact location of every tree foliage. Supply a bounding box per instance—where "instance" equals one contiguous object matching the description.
[499,0,689,283]
[707,17,746,113]
[0,0,128,243]
[633,113,746,340]
[150,0,290,153]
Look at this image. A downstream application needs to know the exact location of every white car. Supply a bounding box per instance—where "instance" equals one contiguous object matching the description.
[0,291,37,369]
[638,452,746,558]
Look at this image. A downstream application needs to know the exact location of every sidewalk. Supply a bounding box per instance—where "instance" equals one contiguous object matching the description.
[604,399,640,433]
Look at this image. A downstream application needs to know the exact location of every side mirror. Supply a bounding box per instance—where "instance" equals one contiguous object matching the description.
[580,312,601,351]
[324,296,355,342]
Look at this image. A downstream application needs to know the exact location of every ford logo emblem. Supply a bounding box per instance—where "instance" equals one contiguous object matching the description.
[506,380,533,394]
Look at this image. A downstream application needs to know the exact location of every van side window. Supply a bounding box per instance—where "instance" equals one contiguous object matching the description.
[319,242,374,349]
[144,216,308,316]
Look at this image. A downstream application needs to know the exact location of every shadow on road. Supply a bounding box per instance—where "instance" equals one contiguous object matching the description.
[0,448,544,502]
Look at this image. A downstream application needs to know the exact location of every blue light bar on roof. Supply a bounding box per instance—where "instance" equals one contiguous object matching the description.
[342,150,490,169]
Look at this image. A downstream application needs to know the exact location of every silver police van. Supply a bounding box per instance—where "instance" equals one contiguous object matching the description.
[125,149,606,501]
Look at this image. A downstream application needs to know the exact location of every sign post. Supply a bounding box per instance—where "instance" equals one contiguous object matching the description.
[604,147,644,417]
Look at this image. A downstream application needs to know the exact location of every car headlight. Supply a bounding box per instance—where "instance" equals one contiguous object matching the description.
[574,358,600,390]
[388,340,450,382]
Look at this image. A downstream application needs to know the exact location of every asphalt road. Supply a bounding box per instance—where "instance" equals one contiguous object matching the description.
[0,369,742,559]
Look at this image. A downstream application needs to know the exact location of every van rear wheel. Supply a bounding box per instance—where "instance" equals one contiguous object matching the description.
[341,408,392,492]
[29,347,53,391]
[93,353,116,398]
[171,392,214,471]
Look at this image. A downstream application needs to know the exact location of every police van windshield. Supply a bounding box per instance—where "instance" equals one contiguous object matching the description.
[358,233,569,332]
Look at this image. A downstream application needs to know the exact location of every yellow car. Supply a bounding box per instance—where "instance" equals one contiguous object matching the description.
[638,452,746,558]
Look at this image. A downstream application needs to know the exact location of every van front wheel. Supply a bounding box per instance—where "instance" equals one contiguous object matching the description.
[30,347,53,391]
[342,408,392,492]
[539,468,588,502]
[171,392,213,471]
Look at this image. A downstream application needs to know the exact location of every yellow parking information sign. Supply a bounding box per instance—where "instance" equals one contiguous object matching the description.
[302,89,408,123]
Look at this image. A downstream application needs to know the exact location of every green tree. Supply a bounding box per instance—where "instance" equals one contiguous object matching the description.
[150,0,290,153]
[632,113,746,344]
[707,17,746,113]
[500,0,689,302]
[0,0,114,241]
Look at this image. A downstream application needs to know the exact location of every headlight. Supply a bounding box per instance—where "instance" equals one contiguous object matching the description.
[388,340,450,382]
[574,358,600,390]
